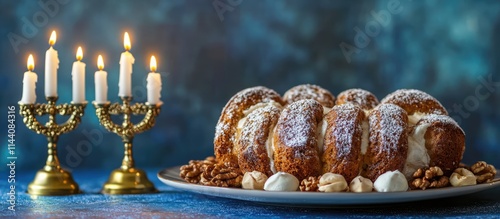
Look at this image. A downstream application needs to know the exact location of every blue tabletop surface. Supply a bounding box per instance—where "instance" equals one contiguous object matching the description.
[1,168,499,218]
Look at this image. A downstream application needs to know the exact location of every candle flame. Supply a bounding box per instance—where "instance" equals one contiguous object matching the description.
[49,30,57,46]
[124,32,131,51]
[76,47,83,61]
[97,55,104,70]
[150,56,157,72]
[27,54,34,71]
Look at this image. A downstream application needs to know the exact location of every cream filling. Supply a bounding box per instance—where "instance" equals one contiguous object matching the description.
[322,106,332,115]
[243,101,282,116]
[237,117,247,131]
[360,120,369,155]
[408,112,427,127]
[267,125,277,173]
[316,119,328,155]
[362,109,371,118]
[402,123,431,179]
[316,106,331,155]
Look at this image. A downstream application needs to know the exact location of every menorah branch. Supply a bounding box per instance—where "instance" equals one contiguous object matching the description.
[94,103,126,137]
[109,102,124,115]
[94,99,161,138]
[20,101,87,137]
[58,104,86,135]
[56,103,77,115]
[19,104,49,135]
[131,103,150,115]
[133,104,161,134]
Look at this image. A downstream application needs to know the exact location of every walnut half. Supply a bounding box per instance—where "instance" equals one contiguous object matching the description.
[410,166,449,190]
[299,176,321,192]
[471,161,497,183]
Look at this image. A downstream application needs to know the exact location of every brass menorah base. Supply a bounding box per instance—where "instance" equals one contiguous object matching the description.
[19,97,86,196]
[28,166,79,196]
[94,97,162,194]
[102,168,157,194]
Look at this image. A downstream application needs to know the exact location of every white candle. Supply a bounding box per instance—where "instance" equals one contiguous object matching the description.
[72,47,86,103]
[21,54,38,104]
[119,32,134,97]
[95,55,108,104]
[146,56,162,104]
[45,30,59,97]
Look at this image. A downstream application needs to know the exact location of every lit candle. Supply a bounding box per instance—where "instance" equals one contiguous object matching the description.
[20,54,38,104]
[45,30,59,97]
[71,47,86,103]
[119,32,134,97]
[146,56,162,104]
[95,55,108,104]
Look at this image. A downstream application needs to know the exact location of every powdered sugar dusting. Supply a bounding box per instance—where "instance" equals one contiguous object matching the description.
[329,104,363,158]
[283,84,335,108]
[419,114,464,135]
[276,99,322,152]
[337,88,379,110]
[381,89,447,115]
[239,103,282,170]
[214,86,282,146]
[369,104,408,157]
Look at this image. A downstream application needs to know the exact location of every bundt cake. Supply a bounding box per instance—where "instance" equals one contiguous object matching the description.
[213,85,466,182]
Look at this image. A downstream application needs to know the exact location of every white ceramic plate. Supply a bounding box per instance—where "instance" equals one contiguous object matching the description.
[158,166,500,206]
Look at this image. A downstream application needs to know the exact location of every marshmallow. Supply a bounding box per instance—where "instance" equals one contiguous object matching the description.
[318,173,348,192]
[450,168,477,187]
[349,176,373,193]
[374,170,408,192]
[264,172,299,191]
[242,171,268,190]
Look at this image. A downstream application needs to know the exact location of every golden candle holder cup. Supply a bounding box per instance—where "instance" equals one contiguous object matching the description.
[94,97,162,194]
[18,96,87,196]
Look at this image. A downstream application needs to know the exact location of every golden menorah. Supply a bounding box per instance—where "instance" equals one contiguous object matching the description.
[19,97,87,196]
[94,97,162,194]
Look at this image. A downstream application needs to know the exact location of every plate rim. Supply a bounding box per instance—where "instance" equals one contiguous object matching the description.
[157,166,500,206]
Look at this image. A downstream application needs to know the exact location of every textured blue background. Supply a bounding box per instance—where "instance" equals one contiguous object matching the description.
[0,0,499,173]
